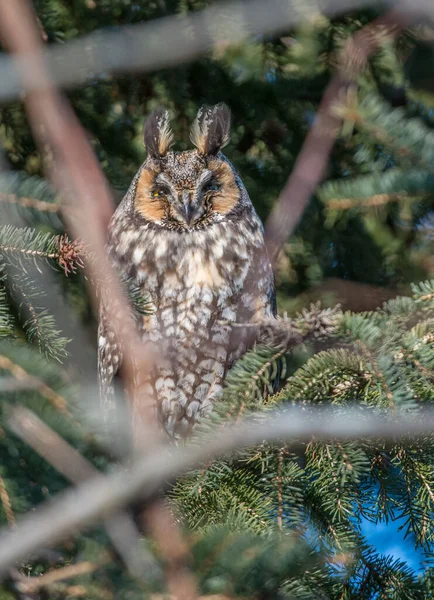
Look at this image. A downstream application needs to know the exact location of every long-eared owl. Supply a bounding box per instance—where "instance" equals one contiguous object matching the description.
[98,103,276,440]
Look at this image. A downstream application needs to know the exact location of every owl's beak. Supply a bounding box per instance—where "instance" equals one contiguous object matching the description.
[183,199,194,225]
[180,191,195,226]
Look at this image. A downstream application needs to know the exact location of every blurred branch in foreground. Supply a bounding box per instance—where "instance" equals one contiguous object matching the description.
[1,0,434,597]
[7,404,155,579]
[0,403,433,576]
[264,8,409,260]
[0,0,377,102]
[0,0,159,444]
[0,2,199,598]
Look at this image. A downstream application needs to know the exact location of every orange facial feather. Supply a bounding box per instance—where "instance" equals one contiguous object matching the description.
[208,159,239,215]
[135,168,166,221]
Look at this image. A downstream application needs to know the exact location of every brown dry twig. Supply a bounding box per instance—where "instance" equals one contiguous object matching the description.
[0,0,378,103]
[0,0,158,442]
[0,354,69,414]
[146,501,198,600]
[325,192,416,211]
[0,476,15,528]
[15,558,109,594]
[0,191,59,212]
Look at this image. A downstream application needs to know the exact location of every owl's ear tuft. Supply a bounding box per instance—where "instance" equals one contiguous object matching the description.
[143,108,174,158]
[190,103,231,155]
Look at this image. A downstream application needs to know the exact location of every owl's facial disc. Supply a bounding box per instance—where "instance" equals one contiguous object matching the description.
[134,151,240,229]
[153,171,207,227]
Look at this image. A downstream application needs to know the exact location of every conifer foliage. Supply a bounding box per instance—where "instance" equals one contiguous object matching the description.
[2,2,434,599]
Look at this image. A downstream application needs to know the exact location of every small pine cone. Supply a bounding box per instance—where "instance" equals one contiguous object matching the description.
[55,234,85,276]
[296,302,342,340]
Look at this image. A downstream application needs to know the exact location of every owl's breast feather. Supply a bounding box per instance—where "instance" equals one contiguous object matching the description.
[128,223,251,291]
[106,210,272,438]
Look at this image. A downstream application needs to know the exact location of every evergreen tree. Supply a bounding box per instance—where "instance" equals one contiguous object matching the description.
[1,2,434,599]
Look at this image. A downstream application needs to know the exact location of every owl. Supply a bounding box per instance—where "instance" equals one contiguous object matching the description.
[98,103,276,440]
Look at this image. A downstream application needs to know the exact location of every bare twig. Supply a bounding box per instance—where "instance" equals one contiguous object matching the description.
[146,502,198,600]
[16,557,109,593]
[0,192,59,212]
[0,477,15,528]
[0,5,203,597]
[325,192,417,211]
[0,354,68,414]
[0,377,49,394]
[7,405,101,483]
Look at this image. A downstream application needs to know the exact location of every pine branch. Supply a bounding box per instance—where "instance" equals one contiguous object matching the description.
[333,93,434,171]
[0,348,68,414]
[326,192,417,210]
[0,172,62,229]
[219,304,342,415]
[320,168,434,222]
[8,405,157,578]
[2,404,434,578]
[0,285,14,339]
[0,226,84,276]
[16,558,109,594]
[6,273,70,363]
[22,307,69,363]
[412,279,434,304]
[0,235,83,362]
[277,347,370,404]
[120,274,154,318]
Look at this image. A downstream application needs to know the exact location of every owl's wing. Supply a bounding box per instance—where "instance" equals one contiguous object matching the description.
[247,245,277,322]
[267,269,278,318]
[98,277,158,436]
[266,271,281,393]
[98,307,123,419]
[242,256,281,394]
[248,254,282,393]
[225,246,276,367]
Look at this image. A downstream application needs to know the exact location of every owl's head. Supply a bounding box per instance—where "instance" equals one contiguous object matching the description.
[134,103,244,231]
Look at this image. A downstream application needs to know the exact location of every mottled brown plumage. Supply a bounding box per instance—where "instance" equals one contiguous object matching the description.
[98,103,275,439]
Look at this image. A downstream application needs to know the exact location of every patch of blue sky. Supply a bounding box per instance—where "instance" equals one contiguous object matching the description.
[360,516,424,573]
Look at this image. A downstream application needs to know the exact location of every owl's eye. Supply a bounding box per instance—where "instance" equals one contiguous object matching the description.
[151,188,166,199]
[203,181,220,194]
